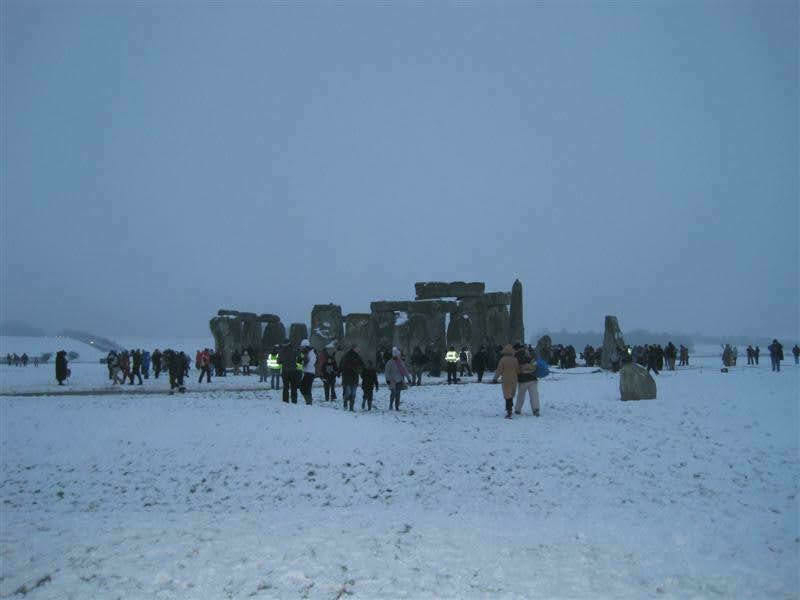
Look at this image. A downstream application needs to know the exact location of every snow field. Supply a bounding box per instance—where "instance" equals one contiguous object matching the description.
[1,358,798,598]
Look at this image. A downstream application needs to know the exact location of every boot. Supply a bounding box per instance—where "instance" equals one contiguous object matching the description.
[533,409,540,417]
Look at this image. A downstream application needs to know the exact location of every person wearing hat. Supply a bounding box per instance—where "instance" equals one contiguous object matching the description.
[299,339,316,404]
[492,344,519,419]
[278,340,300,403]
[385,347,411,411]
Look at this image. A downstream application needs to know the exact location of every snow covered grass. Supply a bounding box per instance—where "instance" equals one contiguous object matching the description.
[1,357,798,598]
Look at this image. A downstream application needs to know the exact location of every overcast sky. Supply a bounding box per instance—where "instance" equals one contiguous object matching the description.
[2,0,798,340]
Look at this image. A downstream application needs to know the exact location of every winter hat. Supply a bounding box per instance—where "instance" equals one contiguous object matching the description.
[392,347,401,358]
[300,339,310,348]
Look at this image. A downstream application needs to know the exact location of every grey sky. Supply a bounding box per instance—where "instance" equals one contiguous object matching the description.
[2,1,797,339]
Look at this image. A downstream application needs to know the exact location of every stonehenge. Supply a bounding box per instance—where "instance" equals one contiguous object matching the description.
[209,280,524,365]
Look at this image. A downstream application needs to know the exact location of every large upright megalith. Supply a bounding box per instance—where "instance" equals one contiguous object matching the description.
[601,315,626,370]
[344,314,372,357]
[310,304,343,351]
[262,320,286,351]
[620,363,657,400]
[509,279,524,345]
[289,323,309,348]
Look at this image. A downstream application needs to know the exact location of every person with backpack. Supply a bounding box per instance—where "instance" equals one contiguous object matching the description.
[493,345,519,419]
[514,345,540,417]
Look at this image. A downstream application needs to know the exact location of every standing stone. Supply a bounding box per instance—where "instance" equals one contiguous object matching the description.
[509,279,524,345]
[601,315,626,370]
[619,363,657,400]
[289,323,309,348]
[371,311,396,357]
[485,304,510,348]
[209,316,243,368]
[446,307,472,351]
[344,314,373,359]
[241,317,262,356]
[262,320,286,352]
[310,304,344,352]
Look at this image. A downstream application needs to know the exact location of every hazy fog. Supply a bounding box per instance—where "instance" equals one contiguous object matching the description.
[2,1,797,339]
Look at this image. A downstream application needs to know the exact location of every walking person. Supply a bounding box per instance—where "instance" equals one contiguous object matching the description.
[445,345,459,384]
[55,350,69,385]
[267,346,281,390]
[198,348,212,383]
[142,350,151,379]
[493,345,519,419]
[473,345,488,383]
[410,346,425,386]
[385,347,411,411]
[299,340,316,404]
[793,344,800,365]
[278,341,301,403]
[241,349,251,376]
[339,345,364,411]
[321,349,338,401]
[129,349,143,385]
[152,349,162,379]
[361,361,379,410]
[514,346,540,417]
[768,339,784,372]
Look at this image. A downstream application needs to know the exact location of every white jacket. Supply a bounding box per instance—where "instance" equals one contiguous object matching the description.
[303,349,317,374]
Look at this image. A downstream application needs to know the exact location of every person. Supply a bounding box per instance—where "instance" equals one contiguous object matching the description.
[665,342,677,371]
[514,345,540,417]
[793,344,800,365]
[168,350,188,393]
[445,345,459,384]
[361,360,379,410]
[493,345,519,419]
[321,349,338,401]
[129,349,143,385]
[241,349,251,376]
[267,346,281,390]
[152,349,162,379]
[278,341,301,403]
[119,351,131,382]
[410,346,425,386]
[385,347,411,411]
[339,345,364,411]
[258,350,269,383]
[106,350,116,380]
[459,347,472,377]
[232,349,242,375]
[299,340,316,404]
[646,345,660,375]
[198,348,212,383]
[55,350,69,385]
[142,350,151,379]
[472,345,488,382]
[754,346,760,365]
[768,339,783,372]
[746,345,754,365]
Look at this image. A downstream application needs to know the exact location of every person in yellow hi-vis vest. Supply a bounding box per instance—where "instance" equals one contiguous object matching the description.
[445,345,460,384]
[267,346,281,390]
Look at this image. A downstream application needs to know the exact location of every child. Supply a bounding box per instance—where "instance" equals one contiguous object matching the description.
[361,361,379,410]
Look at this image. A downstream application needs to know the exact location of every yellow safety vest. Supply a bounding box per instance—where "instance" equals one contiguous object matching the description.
[295,353,303,371]
[445,351,459,363]
[267,354,280,369]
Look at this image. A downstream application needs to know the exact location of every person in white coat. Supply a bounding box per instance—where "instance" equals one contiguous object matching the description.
[299,340,317,404]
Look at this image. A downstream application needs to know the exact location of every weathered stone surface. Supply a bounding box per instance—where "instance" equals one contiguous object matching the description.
[257,314,281,323]
[238,312,258,320]
[289,323,309,348]
[370,301,412,313]
[209,316,243,367]
[601,315,626,370]
[408,300,458,315]
[217,309,241,318]
[483,292,511,307]
[262,320,286,351]
[241,318,263,355]
[407,303,447,355]
[310,304,344,352]
[509,279,524,345]
[536,335,552,362]
[415,281,486,300]
[620,363,657,400]
[447,310,473,350]
[344,314,372,357]
[371,311,396,356]
[485,305,510,348]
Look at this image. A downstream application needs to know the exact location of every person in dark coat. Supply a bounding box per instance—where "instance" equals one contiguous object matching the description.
[321,351,338,401]
[410,346,426,386]
[106,350,116,380]
[129,349,143,385]
[361,361,379,410]
[754,346,760,365]
[472,346,488,382]
[277,342,300,403]
[339,346,364,411]
[792,344,800,365]
[55,350,68,385]
[152,349,162,379]
[768,339,784,372]
[646,345,660,375]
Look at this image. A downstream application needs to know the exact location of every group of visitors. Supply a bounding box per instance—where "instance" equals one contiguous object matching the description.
[105,348,191,392]
[5,353,37,367]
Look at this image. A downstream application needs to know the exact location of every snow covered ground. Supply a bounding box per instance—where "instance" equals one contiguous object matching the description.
[1,352,798,598]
